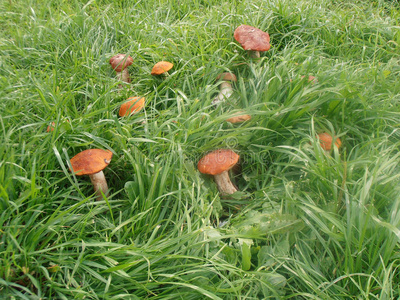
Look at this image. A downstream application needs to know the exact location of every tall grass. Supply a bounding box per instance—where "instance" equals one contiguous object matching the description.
[1,0,400,298]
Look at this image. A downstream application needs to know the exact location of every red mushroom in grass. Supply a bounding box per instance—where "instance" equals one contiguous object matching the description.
[119,97,145,117]
[109,54,134,84]
[70,149,113,201]
[317,132,342,151]
[151,61,174,77]
[198,149,240,196]
[212,72,237,106]
[234,25,270,58]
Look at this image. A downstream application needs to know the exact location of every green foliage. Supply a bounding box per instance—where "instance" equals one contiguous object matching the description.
[1,0,400,298]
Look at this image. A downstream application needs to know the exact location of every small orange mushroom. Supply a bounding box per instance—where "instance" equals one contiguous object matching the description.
[151,61,173,76]
[46,122,56,132]
[317,132,342,151]
[119,97,145,117]
[198,149,240,195]
[70,149,113,201]
[226,114,251,124]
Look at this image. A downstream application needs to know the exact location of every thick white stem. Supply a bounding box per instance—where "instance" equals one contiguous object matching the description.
[214,171,238,196]
[121,68,131,83]
[89,171,109,201]
[249,50,260,58]
[212,82,233,106]
[115,68,131,84]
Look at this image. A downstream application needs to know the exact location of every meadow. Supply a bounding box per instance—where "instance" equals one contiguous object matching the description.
[1,0,400,298]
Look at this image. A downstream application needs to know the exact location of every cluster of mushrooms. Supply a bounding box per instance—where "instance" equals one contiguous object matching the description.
[56,24,341,201]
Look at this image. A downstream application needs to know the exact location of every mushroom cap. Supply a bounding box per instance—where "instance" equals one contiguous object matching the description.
[226,114,251,124]
[234,24,270,52]
[46,122,56,132]
[151,61,174,75]
[119,97,145,117]
[216,72,237,82]
[317,132,342,151]
[198,149,240,175]
[109,54,133,72]
[70,149,113,176]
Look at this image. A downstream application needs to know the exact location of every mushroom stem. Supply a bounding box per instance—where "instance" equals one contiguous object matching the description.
[214,171,238,195]
[89,171,109,201]
[117,68,131,83]
[212,81,234,106]
[248,50,260,58]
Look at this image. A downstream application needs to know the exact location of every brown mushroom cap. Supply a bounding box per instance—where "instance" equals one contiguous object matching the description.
[317,132,342,151]
[234,25,270,52]
[109,54,133,72]
[226,114,251,124]
[70,149,113,176]
[198,149,240,175]
[119,97,145,117]
[151,61,174,75]
[216,72,237,82]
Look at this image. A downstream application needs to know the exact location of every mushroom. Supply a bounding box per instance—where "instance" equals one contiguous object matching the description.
[198,149,240,196]
[226,113,251,124]
[151,61,174,77]
[234,24,270,58]
[70,149,113,201]
[46,122,56,132]
[46,119,70,132]
[119,97,145,117]
[301,75,318,84]
[109,54,134,84]
[317,132,342,151]
[212,72,237,106]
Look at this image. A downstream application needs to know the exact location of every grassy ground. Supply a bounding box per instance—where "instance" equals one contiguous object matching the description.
[1,0,400,298]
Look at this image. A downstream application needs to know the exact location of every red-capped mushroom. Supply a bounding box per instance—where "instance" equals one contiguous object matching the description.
[198,149,240,196]
[212,72,237,106]
[317,132,342,151]
[109,54,133,84]
[70,149,113,201]
[151,61,174,76]
[234,25,270,58]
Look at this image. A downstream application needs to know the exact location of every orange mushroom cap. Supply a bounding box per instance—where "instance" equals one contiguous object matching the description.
[234,25,270,52]
[151,61,174,75]
[70,149,113,176]
[226,114,251,124]
[216,72,237,82]
[109,54,133,72]
[317,132,342,151]
[198,149,240,175]
[119,97,145,117]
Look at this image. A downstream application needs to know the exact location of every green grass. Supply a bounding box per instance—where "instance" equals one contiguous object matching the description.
[1,0,400,298]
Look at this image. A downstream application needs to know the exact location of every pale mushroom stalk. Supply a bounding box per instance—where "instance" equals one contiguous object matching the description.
[212,72,237,106]
[214,171,238,195]
[118,68,131,83]
[89,171,109,201]
[249,50,260,58]
[212,81,234,105]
